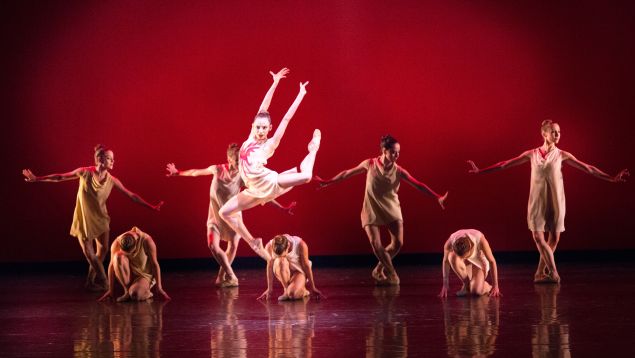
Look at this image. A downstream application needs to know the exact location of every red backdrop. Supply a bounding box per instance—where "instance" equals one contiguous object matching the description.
[3,1,634,262]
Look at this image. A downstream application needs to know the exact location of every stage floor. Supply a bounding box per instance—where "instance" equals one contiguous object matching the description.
[1,262,634,357]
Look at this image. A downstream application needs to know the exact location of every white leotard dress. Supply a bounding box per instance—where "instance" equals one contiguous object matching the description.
[527,147,566,233]
[449,229,489,275]
[239,136,292,204]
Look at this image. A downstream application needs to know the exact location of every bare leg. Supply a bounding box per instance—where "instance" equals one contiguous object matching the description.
[277,129,321,189]
[374,220,404,280]
[78,237,108,290]
[112,251,132,302]
[207,228,238,287]
[219,193,270,260]
[536,231,561,278]
[469,267,491,296]
[532,231,560,283]
[448,252,471,296]
[273,257,291,300]
[216,233,240,286]
[284,272,309,300]
[365,225,399,285]
[128,278,153,301]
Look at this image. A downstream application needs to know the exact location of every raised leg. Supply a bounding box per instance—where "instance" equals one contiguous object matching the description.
[277,129,321,189]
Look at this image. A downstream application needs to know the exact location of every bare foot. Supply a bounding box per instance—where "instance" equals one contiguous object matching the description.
[308,129,321,153]
[371,264,386,281]
[116,293,131,302]
[535,274,561,284]
[278,294,290,301]
[456,285,469,297]
[220,277,239,288]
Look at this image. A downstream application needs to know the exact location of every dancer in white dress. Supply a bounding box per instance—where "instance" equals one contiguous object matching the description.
[438,229,501,297]
[219,68,321,261]
[257,234,325,301]
[166,143,296,287]
[467,120,629,283]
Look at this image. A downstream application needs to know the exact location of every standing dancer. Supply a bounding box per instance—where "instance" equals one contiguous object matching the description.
[22,145,163,290]
[438,229,501,298]
[316,135,448,285]
[166,143,296,287]
[257,234,325,301]
[219,68,320,261]
[467,120,629,283]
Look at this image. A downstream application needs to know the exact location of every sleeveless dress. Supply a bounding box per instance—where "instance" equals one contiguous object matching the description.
[70,167,114,241]
[360,157,404,227]
[239,136,292,204]
[117,227,154,284]
[271,234,311,274]
[207,163,243,240]
[527,147,566,233]
[449,229,490,275]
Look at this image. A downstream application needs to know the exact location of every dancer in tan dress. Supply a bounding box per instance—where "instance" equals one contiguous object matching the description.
[438,229,501,298]
[257,234,325,301]
[467,120,629,283]
[98,227,170,302]
[166,143,296,287]
[219,68,320,261]
[316,135,448,285]
[23,145,163,290]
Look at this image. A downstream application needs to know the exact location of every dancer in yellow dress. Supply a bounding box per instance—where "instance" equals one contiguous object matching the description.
[316,135,448,285]
[166,143,296,287]
[467,120,629,283]
[98,227,170,302]
[23,145,163,290]
[219,68,320,261]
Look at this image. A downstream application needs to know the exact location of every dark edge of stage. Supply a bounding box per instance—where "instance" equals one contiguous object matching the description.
[1,249,633,275]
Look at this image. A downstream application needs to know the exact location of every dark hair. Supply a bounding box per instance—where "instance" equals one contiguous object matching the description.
[120,233,135,252]
[94,144,111,164]
[254,111,272,124]
[226,143,239,157]
[452,235,473,257]
[273,234,289,256]
[380,135,398,151]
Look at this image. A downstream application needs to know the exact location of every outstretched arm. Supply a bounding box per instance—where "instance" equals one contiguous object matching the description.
[112,177,163,211]
[438,240,452,298]
[400,168,448,209]
[299,241,325,299]
[467,150,532,174]
[479,236,501,297]
[268,199,297,215]
[314,160,367,188]
[258,68,290,114]
[267,81,309,150]
[144,236,170,300]
[562,151,629,183]
[258,244,275,300]
[22,168,82,182]
[165,163,215,177]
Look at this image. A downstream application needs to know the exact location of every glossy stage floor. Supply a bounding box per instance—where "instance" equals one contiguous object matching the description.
[2,261,635,357]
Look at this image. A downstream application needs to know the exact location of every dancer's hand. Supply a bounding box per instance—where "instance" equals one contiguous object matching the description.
[313,175,331,189]
[311,288,326,300]
[152,201,164,211]
[489,286,502,297]
[466,160,480,174]
[257,289,271,301]
[438,286,448,298]
[157,287,171,301]
[299,81,309,95]
[22,169,37,182]
[165,163,179,176]
[270,68,290,83]
[613,168,630,182]
[284,201,297,215]
[438,191,449,210]
[98,290,114,302]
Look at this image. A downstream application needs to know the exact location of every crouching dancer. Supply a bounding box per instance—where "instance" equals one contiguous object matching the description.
[258,234,325,301]
[99,227,170,302]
